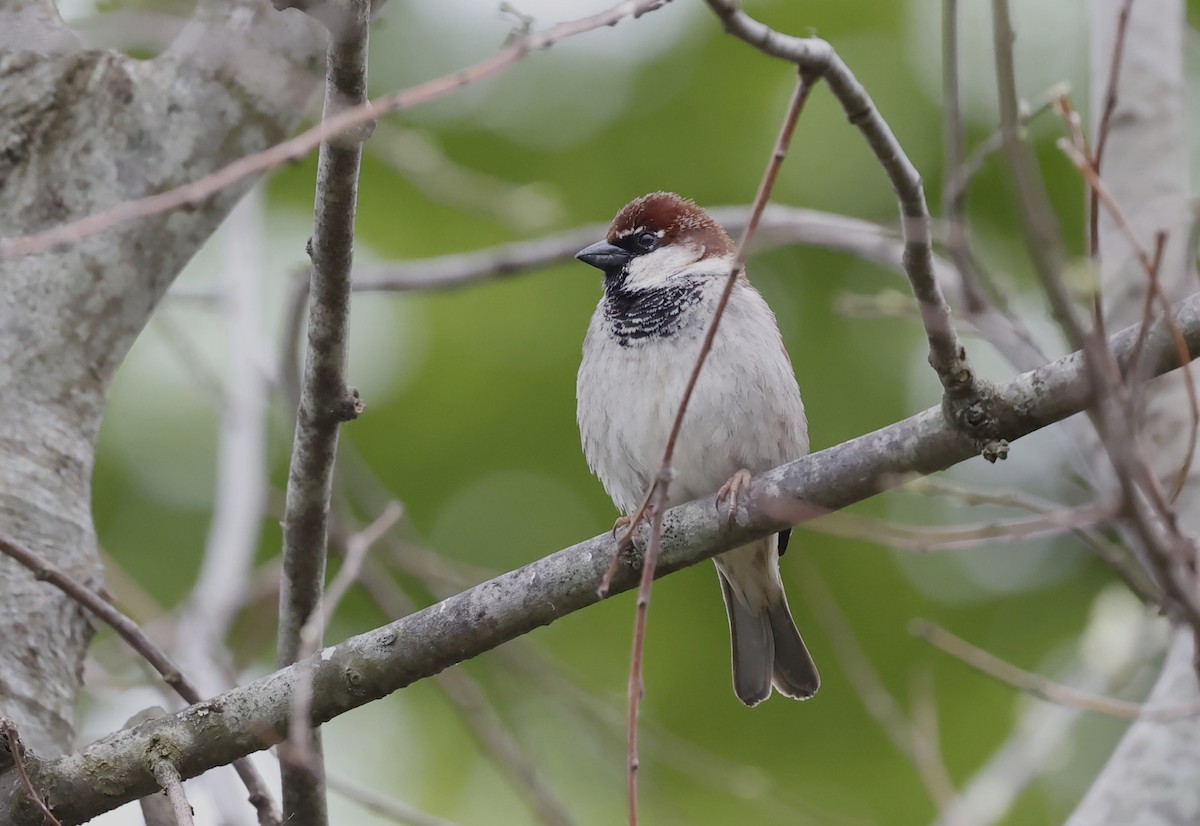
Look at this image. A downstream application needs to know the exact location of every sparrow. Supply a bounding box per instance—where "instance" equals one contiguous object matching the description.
[574,191,819,706]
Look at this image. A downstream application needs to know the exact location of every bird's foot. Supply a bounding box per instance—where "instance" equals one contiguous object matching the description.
[716,468,753,524]
[611,514,634,544]
[599,511,649,597]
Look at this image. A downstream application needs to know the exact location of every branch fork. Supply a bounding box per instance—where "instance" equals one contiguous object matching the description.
[703,0,989,457]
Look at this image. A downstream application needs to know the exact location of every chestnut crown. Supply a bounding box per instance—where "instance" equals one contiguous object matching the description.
[606,192,734,259]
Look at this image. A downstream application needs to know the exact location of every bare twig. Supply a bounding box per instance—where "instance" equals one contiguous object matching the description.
[913,620,1200,721]
[1,718,63,826]
[287,502,403,773]
[349,206,899,292]
[900,477,1160,603]
[797,567,961,818]
[1089,0,1136,258]
[940,0,993,326]
[1058,139,1200,502]
[924,588,1162,826]
[177,185,272,698]
[0,0,671,260]
[151,761,195,826]
[610,73,818,826]
[704,0,980,411]
[276,1,371,821]
[991,0,1087,348]
[808,500,1115,552]
[0,535,280,825]
[1054,131,1200,626]
[326,774,464,826]
[942,85,1065,216]
[347,203,1046,372]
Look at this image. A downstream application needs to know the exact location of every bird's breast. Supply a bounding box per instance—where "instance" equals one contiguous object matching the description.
[601,281,705,346]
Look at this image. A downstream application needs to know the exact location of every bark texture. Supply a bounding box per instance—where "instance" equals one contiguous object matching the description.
[0,1,324,755]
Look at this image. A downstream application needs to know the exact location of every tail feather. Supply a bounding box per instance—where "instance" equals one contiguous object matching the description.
[715,537,820,706]
[718,571,774,706]
[766,594,820,700]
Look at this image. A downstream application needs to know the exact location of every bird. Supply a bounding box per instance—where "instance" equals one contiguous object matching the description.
[574,191,819,706]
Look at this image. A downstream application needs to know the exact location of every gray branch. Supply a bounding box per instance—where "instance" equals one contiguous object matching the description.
[702,0,981,423]
[276,1,370,823]
[5,294,1200,826]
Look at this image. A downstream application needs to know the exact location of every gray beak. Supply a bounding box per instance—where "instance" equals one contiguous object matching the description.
[575,240,631,271]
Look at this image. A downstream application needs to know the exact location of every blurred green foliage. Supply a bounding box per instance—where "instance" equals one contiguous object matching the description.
[85,1,1184,824]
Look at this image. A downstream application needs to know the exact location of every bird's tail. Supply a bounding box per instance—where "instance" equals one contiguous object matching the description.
[715,535,820,706]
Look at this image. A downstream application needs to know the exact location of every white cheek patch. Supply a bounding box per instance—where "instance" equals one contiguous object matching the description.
[624,244,705,290]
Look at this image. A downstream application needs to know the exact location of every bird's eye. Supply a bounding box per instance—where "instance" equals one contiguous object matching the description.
[636,231,658,251]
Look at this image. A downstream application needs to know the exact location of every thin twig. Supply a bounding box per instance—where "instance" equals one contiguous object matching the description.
[940,0,992,324]
[703,0,978,406]
[275,1,371,821]
[942,85,1065,214]
[0,535,281,825]
[286,502,403,773]
[808,500,1115,552]
[1089,0,1136,259]
[326,774,465,826]
[1051,95,1107,340]
[991,0,1086,348]
[0,0,671,260]
[177,185,271,699]
[913,620,1200,721]
[1059,141,1200,502]
[1,718,63,826]
[797,567,961,817]
[347,203,1046,372]
[614,73,817,826]
[994,1,1196,628]
[151,760,195,826]
[901,477,1160,603]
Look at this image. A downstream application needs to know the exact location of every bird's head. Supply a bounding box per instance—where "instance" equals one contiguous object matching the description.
[575,192,735,291]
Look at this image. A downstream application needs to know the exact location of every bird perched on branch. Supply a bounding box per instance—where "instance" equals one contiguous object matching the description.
[574,191,819,705]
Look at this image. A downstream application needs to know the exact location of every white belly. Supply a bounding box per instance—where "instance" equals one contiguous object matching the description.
[576,285,808,515]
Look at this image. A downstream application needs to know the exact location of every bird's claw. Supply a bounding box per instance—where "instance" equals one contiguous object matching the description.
[716,468,753,524]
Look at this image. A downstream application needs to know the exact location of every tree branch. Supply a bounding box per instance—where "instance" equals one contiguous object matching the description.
[5,293,1200,826]
[276,0,370,822]
[702,0,981,421]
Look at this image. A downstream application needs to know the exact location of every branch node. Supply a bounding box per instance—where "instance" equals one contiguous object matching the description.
[941,379,1012,461]
[336,387,365,421]
[332,106,377,148]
